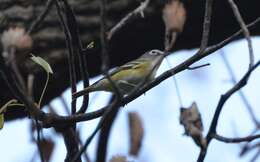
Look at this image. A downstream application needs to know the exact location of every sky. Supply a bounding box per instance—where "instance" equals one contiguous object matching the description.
[0,38,260,162]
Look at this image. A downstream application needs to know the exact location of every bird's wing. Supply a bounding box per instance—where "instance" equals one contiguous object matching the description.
[106,60,142,77]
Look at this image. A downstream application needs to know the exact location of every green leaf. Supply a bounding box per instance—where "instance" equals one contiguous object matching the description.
[31,55,53,74]
[0,114,4,129]
[86,41,94,49]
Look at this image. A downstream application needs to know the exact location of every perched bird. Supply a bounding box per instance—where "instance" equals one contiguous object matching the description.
[73,49,165,98]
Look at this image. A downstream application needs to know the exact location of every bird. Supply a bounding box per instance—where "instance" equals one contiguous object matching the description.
[72,49,165,99]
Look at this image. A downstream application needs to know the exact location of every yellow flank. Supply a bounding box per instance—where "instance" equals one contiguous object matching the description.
[98,61,151,92]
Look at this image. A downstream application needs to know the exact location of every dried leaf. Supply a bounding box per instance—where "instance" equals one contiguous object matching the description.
[180,102,206,148]
[109,155,127,162]
[30,55,53,74]
[162,0,187,50]
[1,27,33,54]
[162,0,187,33]
[39,138,55,162]
[128,112,144,156]
[0,114,4,129]
[0,99,19,130]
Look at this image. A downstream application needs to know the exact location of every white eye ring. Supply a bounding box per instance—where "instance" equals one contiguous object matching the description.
[149,50,158,55]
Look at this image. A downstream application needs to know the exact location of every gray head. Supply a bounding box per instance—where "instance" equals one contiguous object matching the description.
[141,49,165,59]
[139,49,165,70]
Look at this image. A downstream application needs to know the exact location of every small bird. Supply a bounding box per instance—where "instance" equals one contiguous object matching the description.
[73,49,165,98]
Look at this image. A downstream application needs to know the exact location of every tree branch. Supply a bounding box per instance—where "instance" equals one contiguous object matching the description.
[107,0,150,40]
[197,60,260,162]
[213,133,260,143]
[227,0,254,68]
[41,16,260,128]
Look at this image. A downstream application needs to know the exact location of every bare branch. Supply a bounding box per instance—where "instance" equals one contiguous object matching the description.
[197,60,260,162]
[55,0,78,116]
[227,0,254,68]
[251,149,260,162]
[60,0,90,114]
[220,50,259,126]
[187,63,210,70]
[199,0,214,52]
[27,0,54,34]
[107,0,150,40]
[213,133,260,143]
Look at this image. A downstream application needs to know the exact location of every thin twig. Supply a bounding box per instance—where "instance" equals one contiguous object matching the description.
[250,149,260,162]
[55,0,78,116]
[199,0,214,52]
[96,96,118,162]
[166,58,183,107]
[35,119,45,162]
[242,142,260,156]
[27,0,54,34]
[227,0,254,68]
[197,60,260,162]
[55,1,81,161]
[72,1,123,161]
[9,47,26,91]
[61,0,90,114]
[60,95,70,114]
[187,63,210,70]
[27,74,35,99]
[220,50,259,127]
[213,133,260,143]
[0,49,45,119]
[62,127,81,162]
[107,0,150,40]
[71,99,119,162]
[240,128,259,156]
[38,73,50,107]
[100,0,122,99]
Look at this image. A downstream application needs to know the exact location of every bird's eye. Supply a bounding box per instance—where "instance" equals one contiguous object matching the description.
[149,50,158,55]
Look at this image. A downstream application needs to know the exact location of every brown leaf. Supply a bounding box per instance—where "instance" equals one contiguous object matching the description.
[128,112,144,156]
[39,138,55,162]
[162,0,187,51]
[180,102,206,149]
[162,0,187,33]
[109,155,127,162]
[1,26,33,62]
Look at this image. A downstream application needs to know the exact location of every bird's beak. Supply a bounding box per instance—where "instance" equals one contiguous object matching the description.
[162,50,170,57]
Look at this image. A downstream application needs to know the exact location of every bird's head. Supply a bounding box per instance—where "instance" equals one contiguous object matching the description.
[141,49,165,61]
[139,49,165,69]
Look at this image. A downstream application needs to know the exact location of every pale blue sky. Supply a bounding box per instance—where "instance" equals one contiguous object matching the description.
[1,38,260,162]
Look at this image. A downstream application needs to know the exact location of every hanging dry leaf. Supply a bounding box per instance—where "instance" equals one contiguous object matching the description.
[180,102,206,149]
[109,155,127,162]
[0,114,4,129]
[1,26,33,62]
[162,0,187,51]
[128,112,144,156]
[39,138,55,162]
[163,0,186,33]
